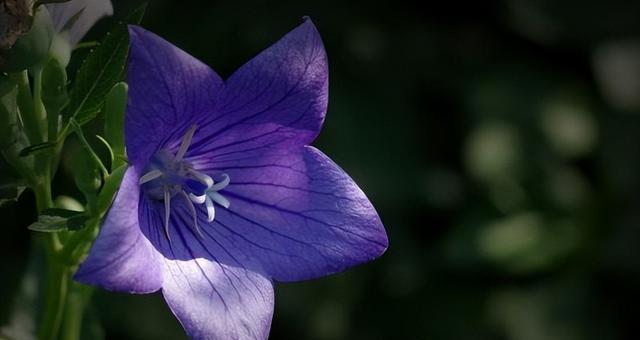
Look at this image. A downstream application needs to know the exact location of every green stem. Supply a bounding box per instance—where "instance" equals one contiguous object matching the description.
[30,65,71,340]
[61,282,92,340]
[14,71,41,145]
[59,218,99,265]
[32,65,48,141]
[32,179,68,340]
[39,260,69,340]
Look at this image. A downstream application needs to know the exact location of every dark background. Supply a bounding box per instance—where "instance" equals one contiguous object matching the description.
[3,0,640,339]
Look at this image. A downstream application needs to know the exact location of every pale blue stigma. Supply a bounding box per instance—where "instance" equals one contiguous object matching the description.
[139,125,230,241]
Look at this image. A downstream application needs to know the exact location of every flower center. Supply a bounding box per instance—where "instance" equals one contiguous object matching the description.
[139,125,230,241]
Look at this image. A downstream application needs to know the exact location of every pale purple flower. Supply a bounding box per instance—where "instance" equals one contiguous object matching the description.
[47,0,113,46]
[75,18,388,340]
[46,0,113,65]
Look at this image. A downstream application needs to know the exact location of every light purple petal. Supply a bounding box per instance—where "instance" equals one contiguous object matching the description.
[142,208,274,340]
[186,18,328,161]
[193,146,388,282]
[125,26,224,170]
[74,167,163,293]
[47,0,113,46]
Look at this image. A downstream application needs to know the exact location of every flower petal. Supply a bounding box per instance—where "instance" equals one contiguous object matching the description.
[186,18,328,161]
[149,214,274,340]
[195,146,388,282]
[74,167,163,293]
[125,26,224,170]
[47,0,113,45]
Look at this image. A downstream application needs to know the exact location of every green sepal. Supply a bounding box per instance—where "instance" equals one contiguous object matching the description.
[96,164,126,215]
[41,57,69,114]
[73,145,102,212]
[27,208,89,232]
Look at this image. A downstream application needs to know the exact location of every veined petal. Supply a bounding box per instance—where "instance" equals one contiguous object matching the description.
[125,26,224,170]
[162,259,273,340]
[74,167,163,293]
[195,146,388,282]
[47,0,113,46]
[147,208,274,340]
[187,18,328,161]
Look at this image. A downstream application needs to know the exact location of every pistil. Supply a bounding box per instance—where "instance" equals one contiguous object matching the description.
[138,125,231,242]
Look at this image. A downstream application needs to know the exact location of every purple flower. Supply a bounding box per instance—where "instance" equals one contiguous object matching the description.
[75,18,388,339]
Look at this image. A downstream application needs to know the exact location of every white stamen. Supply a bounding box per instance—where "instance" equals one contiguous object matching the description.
[181,190,203,238]
[205,196,215,222]
[163,187,172,242]
[175,125,198,162]
[188,193,207,204]
[210,173,230,191]
[208,191,230,209]
[139,170,163,184]
[189,169,214,187]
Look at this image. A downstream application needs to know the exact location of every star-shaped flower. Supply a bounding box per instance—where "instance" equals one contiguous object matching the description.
[75,18,388,339]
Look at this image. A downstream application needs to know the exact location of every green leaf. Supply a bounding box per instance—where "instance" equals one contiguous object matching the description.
[104,82,128,169]
[64,4,146,127]
[27,208,88,232]
[19,141,57,157]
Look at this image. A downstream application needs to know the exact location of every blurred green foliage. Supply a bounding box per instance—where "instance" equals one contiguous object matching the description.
[3,0,640,339]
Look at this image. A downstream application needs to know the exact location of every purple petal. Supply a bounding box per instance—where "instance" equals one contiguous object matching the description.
[148,212,274,340]
[186,18,328,160]
[47,0,113,45]
[125,26,224,170]
[74,167,163,293]
[195,146,388,282]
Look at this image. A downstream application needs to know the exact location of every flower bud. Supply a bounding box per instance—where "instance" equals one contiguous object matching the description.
[0,5,54,72]
[41,57,68,112]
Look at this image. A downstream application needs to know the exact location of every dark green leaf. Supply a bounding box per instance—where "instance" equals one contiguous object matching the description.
[65,4,146,127]
[19,141,57,157]
[67,214,91,231]
[27,208,87,232]
[104,82,127,169]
